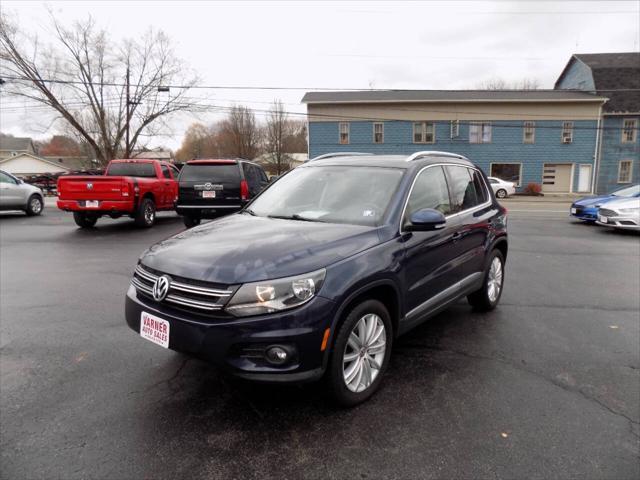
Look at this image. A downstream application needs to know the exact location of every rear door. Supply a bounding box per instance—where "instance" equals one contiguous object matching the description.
[159,164,176,208]
[178,162,242,208]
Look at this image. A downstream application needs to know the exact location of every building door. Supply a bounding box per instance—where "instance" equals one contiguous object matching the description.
[542,164,573,193]
[577,164,592,193]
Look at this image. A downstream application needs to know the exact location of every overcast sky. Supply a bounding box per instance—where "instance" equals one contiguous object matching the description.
[1,0,639,150]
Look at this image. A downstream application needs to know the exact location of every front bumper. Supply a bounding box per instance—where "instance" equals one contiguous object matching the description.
[570,205,598,221]
[125,285,335,382]
[595,213,640,230]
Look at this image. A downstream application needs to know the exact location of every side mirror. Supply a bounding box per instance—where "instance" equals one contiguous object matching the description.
[17,178,24,184]
[406,208,446,232]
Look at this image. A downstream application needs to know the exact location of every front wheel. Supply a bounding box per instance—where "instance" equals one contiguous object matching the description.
[26,195,44,216]
[134,198,156,228]
[183,215,201,228]
[325,299,392,407]
[73,212,98,228]
[495,189,507,199]
[467,249,505,311]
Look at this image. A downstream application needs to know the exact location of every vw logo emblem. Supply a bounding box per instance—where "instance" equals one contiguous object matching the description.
[204,183,213,191]
[87,182,93,190]
[152,275,171,302]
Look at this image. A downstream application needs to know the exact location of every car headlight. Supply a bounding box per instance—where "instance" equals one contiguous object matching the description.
[225,268,326,317]
[619,207,639,213]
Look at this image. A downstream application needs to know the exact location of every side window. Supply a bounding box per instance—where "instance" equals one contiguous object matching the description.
[258,167,269,184]
[0,172,17,184]
[243,164,259,189]
[445,165,480,213]
[404,166,451,226]
[170,165,180,177]
[471,169,488,204]
[161,165,172,179]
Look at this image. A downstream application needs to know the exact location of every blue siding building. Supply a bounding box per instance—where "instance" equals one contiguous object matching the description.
[303,90,606,193]
[555,53,639,193]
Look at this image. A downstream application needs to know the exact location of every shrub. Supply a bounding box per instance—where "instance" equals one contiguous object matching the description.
[524,182,542,195]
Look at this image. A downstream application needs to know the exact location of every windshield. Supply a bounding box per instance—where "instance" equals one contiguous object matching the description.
[612,184,640,197]
[107,162,156,178]
[179,164,240,182]
[247,166,404,226]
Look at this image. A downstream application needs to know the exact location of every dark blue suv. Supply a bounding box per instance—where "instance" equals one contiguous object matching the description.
[125,151,508,405]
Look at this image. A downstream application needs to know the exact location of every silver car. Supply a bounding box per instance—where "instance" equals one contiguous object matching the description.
[0,170,45,216]
[596,196,640,231]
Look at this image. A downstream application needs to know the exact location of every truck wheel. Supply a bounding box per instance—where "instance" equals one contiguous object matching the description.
[26,195,44,216]
[73,212,98,228]
[135,198,156,228]
[183,216,201,228]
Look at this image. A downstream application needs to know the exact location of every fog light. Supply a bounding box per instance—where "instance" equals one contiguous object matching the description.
[265,346,289,365]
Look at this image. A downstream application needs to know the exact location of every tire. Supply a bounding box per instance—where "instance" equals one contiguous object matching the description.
[325,299,393,407]
[495,189,507,199]
[183,215,201,228]
[73,212,98,228]
[134,198,156,228]
[25,195,44,216]
[467,249,505,311]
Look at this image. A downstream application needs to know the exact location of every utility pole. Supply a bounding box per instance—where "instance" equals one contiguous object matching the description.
[125,65,130,158]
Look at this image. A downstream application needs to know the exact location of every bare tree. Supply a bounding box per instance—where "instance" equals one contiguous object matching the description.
[216,106,261,159]
[175,123,218,161]
[475,77,541,90]
[0,13,200,164]
[263,100,290,175]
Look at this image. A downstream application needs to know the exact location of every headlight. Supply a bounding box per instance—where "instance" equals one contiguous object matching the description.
[619,207,639,213]
[225,269,326,317]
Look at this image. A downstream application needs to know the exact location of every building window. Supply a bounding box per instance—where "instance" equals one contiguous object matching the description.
[618,160,633,183]
[373,122,384,144]
[413,122,435,144]
[523,121,535,144]
[450,120,459,138]
[622,119,638,143]
[339,122,350,144]
[561,122,573,144]
[490,163,522,187]
[469,122,492,143]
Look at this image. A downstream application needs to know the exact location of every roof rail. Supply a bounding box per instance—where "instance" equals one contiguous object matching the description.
[405,151,468,162]
[307,152,372,162]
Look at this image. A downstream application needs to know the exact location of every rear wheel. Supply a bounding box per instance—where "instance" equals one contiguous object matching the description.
[325,299,392,407]
[183,215,201,228]
[495,188,507,199]
[468,249,505,311]
[73,212,98,228]
[134,198,156,228]
[26,195,44,216]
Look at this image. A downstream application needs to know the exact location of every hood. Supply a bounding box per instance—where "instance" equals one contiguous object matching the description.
[141,213,381,284]
[602,197,640,210]
[573,194,614,207]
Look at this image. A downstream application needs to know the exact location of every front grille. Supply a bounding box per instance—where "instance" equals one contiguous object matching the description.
[131,264,233,312]
[599,209,616,217]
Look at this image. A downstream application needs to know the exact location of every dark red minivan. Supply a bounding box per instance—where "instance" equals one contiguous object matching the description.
[175,159,269,227]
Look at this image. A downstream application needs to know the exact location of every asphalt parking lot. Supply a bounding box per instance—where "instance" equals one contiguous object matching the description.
[1,201,638,480]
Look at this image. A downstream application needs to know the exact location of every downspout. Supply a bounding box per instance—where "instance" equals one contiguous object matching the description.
[592,102,604,194]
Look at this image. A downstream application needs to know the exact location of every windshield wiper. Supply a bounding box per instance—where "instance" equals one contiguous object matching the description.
[267,214,318,222]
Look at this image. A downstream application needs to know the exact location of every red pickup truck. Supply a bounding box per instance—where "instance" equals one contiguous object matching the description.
[57,159,179,228]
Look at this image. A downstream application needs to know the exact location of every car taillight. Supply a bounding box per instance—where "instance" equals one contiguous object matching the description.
[122,182,130,197]
[240,180,249,201]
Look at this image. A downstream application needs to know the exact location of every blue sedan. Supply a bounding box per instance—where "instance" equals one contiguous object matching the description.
[570,184,640,222]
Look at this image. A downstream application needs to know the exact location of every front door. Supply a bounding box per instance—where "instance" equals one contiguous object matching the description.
[0,171,23,208]
[542,164,573,193]
[577,164,592,193]
[401,166,461,323]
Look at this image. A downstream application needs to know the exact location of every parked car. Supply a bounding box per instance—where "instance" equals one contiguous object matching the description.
[570,184,640,222]
[175,159,269,228]
[125,151,508,406]
[57,159,179,228]
[0,170,45,216]
[596,196,640,231]
[487,177,516,198]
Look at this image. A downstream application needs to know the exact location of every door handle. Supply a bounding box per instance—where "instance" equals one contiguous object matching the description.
[452,232,463,241]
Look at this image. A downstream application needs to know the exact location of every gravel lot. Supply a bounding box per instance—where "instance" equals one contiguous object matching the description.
[1,201,638,480]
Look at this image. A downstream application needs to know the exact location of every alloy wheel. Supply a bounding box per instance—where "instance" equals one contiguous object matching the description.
[30,198,42,214]
[487,257,503,302]
[342,313,387,393]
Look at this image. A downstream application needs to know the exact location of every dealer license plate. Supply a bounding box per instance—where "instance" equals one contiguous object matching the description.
[85,200,99,208]
[570,208,577,214]
[140,311,170,348]
[202,191,216,198]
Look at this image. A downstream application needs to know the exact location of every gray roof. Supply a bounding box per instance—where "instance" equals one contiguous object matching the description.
[0,135,34,152]
[302,89,606,104]
[556,53,640,113]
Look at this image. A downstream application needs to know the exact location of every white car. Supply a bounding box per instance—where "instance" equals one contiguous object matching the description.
[0,170,44,216]
[487,177,516,199]
[596,197,640,231]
